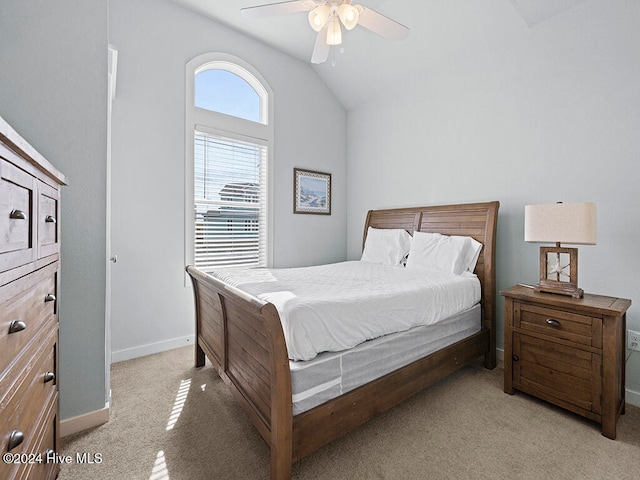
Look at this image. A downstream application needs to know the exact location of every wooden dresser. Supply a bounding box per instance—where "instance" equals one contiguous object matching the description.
[502,284,631,439]
[1,116,66,480]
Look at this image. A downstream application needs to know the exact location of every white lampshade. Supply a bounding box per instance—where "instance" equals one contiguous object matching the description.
[308,5,330,32]
[524,202,597,245]
[326,16,342,45]
[338,3,359,30]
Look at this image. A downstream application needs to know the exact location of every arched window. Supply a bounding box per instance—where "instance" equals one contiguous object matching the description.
[185,54,273,271]
[195,69,261,123]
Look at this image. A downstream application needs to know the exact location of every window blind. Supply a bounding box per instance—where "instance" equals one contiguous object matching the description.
[194,131,267,270]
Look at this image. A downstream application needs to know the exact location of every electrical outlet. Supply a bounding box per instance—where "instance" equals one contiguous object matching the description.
[629,330,640,351]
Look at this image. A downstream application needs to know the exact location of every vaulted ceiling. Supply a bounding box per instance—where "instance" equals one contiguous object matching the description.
[169,0,586,109]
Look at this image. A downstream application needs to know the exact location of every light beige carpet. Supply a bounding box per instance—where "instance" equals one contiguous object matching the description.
[59,346,640,479]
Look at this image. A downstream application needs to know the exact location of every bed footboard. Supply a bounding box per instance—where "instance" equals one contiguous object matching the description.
[186,266,293,480]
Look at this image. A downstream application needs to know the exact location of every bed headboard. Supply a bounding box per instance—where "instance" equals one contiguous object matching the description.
[363,201,500,366]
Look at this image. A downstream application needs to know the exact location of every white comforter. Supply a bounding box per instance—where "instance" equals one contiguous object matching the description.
[212,261,481,361]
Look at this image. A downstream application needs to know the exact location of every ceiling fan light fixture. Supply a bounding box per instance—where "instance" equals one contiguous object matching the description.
[326,16,342,45]
[338,3,359,30]
[242,0,410,65]
[308,4,330,32]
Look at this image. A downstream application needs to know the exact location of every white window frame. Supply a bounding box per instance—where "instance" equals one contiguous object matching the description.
[185,53,274,272]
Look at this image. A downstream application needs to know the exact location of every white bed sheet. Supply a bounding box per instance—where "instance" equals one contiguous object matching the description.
[290,304,481,415]
[212,260,480,361]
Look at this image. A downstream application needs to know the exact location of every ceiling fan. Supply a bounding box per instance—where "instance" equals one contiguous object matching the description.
[241,0,409,64]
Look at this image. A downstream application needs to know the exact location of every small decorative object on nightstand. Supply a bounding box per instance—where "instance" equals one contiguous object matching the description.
[524,202,596,298]
[501,285,631,439]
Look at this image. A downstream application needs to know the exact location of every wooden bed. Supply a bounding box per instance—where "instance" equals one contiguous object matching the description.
[186,201,499,479]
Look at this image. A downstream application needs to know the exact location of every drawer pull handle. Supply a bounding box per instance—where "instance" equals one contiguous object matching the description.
[546,319,561,328]
[9,209,26,220]
[8,320,27,334]
[44,371,56,383]
[45,215,57,223]
[45,293,56,303]
[512,355,519,362]
[8,430,25,451]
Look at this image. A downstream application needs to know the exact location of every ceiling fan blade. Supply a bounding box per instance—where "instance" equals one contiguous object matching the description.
[241,0,318,19]
[355,5,409,41]
[310,25,330,64]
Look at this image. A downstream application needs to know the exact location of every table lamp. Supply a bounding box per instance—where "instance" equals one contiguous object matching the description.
[524,202,596,298]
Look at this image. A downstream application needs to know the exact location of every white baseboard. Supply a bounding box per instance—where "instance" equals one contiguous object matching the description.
[60,404,110,438]
[626,387,640,407]
[111,335,195,363]
[496,347,640,407]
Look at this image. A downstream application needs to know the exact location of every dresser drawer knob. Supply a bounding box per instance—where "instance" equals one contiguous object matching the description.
[8,430,25,451]
[9,209,26,220]
[546,319,561,328]
[8,320,27,334]
[45,293,56,303]
[45,215,57,223]
[44,371,56,383]
[512,355,520,362]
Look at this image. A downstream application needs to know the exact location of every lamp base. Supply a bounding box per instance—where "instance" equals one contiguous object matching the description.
[534,281,584,299]
[535,245,584,298]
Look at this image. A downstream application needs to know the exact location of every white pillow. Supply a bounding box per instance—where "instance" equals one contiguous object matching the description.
[464,237,483,273]
[405,232,481,275]
[361,227,412,267]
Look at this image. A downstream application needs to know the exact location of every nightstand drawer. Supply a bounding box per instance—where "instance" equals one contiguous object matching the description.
[515,302,601,348]
[513,334,602,414]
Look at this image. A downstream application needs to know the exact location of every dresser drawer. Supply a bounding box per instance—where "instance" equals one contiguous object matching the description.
[0,158,37,273]
[514,302,602,348]
[37,398,60,480]
[12,393,59,480]
[0,265,57,378]
[37,181,60,259]
[0,329,57,480]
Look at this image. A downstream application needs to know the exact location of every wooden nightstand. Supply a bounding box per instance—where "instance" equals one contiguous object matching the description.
[501,284,631,439]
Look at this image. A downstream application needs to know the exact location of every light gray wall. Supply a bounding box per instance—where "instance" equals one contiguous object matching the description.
[0,0,108,419]
[108,0,347,360]
[346,1,640,399]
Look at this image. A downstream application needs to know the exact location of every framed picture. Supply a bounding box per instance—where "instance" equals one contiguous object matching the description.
[293,168,331,215]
